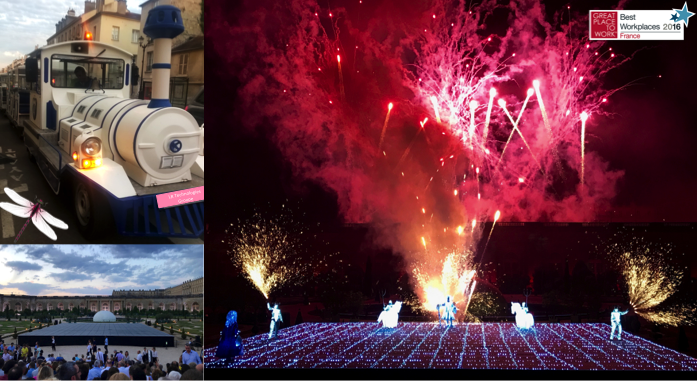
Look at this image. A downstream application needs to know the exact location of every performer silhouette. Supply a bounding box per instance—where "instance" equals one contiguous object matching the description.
[216,311,243,360]
[610,306,628,340]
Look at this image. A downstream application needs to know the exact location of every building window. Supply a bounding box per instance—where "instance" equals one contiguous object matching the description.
[132,30,140,43]
[178,53,189,75]
[112,26,120,41]
[94,26,97,40]
[146,52,153,72]
[102,303,109,311]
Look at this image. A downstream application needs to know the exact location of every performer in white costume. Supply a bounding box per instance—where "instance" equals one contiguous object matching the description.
[511,302,534,329]
[377,300,402,328]
[610,306,628,340]
[437,296,457,327]
[267,302,284,340]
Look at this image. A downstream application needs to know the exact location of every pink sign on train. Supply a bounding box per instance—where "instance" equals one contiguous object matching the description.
[156,187,204,208]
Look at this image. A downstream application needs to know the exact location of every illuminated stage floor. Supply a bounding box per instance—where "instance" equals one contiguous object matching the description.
[205,322,697,370]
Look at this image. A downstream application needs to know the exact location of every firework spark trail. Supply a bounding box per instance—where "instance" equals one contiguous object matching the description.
[479,210,500,268]
[580,111,588,186]
[378,102,393,152]
[482,88,496,143]
[497,89,533,168]
[337,55,345,101]
[430,96,441,123]
[468,101,477,150]
[498,98,542,172]
[464,280,477,318]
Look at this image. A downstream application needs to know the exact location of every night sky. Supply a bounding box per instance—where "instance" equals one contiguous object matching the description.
[205,0,697,310]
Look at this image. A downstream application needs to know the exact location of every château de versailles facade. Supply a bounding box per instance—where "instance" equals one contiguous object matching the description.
[0,278,202,313]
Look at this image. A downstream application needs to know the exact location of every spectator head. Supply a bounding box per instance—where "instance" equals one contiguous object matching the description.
[195,364,202,373]
[179,364,189,374]
[107,366,119,379]
[3,359,16,374]
[187,363,196,370]
[131,366,146,380]
[108,374,129,380]
[78,363,89,380]
[7,365,23,380]
[180,369,202,380]
[151,369,163,380]
[167,371,181,380]
[57,361,79,380]
[37,365,53,380]
[118,360,125,368]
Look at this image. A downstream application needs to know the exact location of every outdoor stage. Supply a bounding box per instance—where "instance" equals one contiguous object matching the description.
[19,323,175,347]
[205,322,697,370]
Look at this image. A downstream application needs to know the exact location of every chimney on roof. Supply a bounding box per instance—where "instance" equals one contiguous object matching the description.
[117,0,128,15]
[84,0,95,13]
[67,8,76,17]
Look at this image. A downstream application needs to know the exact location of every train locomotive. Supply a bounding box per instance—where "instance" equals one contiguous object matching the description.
[16,5,204,239]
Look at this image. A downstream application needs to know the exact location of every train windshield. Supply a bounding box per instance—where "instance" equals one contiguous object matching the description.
[50,54,125,89]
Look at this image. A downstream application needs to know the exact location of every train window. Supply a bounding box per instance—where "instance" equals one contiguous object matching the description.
[90,109,102,119]
[77,106,86,114]
[50,54,124,89]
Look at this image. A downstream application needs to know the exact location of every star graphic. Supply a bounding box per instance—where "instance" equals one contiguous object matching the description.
[673,2,695,27]
[670,13,679,22]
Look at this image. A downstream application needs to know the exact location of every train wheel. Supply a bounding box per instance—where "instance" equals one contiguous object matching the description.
[73,179,112,239]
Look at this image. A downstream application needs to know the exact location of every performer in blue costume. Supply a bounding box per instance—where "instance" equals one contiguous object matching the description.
[437,296,457,327]
[610,306,628,340]
[216,311,244,360]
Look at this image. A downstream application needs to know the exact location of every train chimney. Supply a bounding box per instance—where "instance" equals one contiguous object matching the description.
[142,5,184,108]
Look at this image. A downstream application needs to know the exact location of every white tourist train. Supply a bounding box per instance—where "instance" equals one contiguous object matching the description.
[4,5,204,239]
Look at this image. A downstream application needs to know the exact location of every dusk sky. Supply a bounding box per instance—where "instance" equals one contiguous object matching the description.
[0,0,143,68]
[0,245,203,296]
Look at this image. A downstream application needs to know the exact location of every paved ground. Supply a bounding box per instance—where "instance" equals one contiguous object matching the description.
[39,340,196,366]
[205,322,697,370]
[0,114,201,244]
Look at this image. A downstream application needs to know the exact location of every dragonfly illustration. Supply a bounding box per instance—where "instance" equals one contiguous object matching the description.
[0,188,68,243]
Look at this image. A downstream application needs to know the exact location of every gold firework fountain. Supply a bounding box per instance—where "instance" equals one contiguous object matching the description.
[612,244,695,327]
[411,250,477,317]
[228,211,312,299]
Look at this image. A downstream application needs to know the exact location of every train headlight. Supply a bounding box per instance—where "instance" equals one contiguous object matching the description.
[81,137,102,156]
[74,133,103,169]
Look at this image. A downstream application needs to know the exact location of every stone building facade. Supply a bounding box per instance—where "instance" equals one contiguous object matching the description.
[0,278,202,313]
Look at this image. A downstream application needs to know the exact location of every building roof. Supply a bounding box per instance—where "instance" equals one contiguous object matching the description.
[47,11,141,42]
[172,36,204,53]
[139,0,158,7]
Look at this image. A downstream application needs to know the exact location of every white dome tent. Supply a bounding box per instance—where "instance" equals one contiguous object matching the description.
[93,311,116,322]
